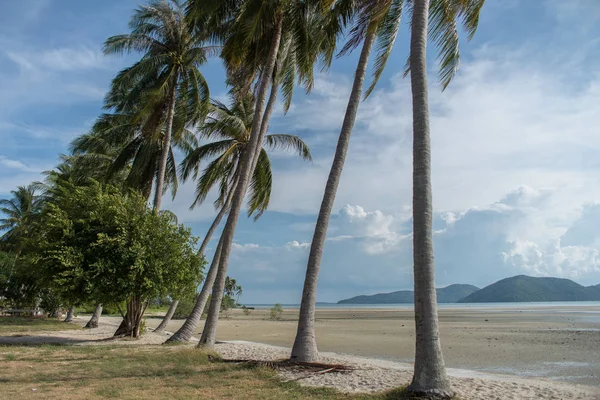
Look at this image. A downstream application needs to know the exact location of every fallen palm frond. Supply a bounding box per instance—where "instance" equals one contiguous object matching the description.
[207,354,355,376]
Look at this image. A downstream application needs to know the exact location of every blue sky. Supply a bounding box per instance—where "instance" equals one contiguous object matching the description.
[1,1,600,303]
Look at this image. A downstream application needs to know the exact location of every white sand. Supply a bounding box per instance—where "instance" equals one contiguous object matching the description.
[214,341,600,400]
[5,317,599,400]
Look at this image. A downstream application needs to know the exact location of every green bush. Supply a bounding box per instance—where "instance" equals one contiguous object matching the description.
[172,297,196,319]
[269,303,283,321]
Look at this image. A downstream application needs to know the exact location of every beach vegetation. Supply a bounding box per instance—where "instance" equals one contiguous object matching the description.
[270,303,284,321]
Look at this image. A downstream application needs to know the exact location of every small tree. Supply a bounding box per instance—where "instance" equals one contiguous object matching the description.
[35,182,204,338]
[269,303,283,321]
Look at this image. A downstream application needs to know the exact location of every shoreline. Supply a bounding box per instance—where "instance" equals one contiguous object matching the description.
[4,316,599,399]
[214,339,600,399]
[142,304,600,387]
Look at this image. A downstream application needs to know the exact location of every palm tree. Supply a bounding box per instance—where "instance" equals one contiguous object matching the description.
[291,0,485,366]
[291,0,404,363]
[407,0,484,396]
[0,184,43,256]
[103,0,211,211]
[165,91,311,342]
[183,0,322,347]
[71,108,197,202]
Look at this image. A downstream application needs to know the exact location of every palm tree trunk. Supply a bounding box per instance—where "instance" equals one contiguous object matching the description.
[63,306,75,322]
[166,233,224,343]
[290,30,377,363]
[165,174,240,343]
[153,81,178,211]
[199,16,284,348]
[154,300,178,333]
[85,304,102,328]
[407,0,452,397]
[250,83,279,174]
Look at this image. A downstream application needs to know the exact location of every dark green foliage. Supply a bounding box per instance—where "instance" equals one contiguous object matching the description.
[459,275,600,303]
[34,182,205,310]
[0,251,40,310]
[338,284,480,304]
[172,297,197,319]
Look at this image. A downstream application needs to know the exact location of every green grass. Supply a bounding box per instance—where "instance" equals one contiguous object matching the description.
[0,316,80,334]
[0,344,432,400]
[0,317,447,399]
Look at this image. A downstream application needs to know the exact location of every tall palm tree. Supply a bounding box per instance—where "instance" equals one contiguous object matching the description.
[291,0,485,365]
[165,91,311,342]
[291,0,404,362]
[184,0,322,347]
[103,0,211,211]
[0,185,43,256]
[407,0,484,396]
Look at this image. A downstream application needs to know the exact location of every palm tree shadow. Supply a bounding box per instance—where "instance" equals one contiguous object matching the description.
[0,334,89,346]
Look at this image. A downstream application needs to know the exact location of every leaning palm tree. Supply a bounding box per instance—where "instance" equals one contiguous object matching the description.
[165,90,311,341]
[291,0,404,363]
[291,0,485,368]
[407,0,484,397]
[0,185,43,256]
[184,0,322,347]
[103,0,210,211]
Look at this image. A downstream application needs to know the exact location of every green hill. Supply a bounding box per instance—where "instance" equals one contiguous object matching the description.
[458,275,600,303]
[337,284,480,304]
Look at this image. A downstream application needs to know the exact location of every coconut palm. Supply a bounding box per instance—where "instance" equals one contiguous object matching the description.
[183,0,323,347]
[0,184,43,256]
[407,0,484,396]
[71,107,198,202]
[291,0,404,363]
[291,0,485,367]
[165,90,311,342]
[103,0,211,211]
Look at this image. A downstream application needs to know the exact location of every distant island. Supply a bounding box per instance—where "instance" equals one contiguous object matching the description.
[458,275,600,303]
[337,284,480,304]
[337,275,600,304]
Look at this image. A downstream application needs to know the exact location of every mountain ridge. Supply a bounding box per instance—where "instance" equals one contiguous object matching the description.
[458,275,600,303]
[337,284,480,304]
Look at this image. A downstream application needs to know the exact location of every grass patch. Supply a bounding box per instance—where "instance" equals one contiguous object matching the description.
[0,316,80,334]
[0,344,437,400]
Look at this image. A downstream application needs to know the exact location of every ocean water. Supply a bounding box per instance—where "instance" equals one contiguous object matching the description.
[245,301,600,310]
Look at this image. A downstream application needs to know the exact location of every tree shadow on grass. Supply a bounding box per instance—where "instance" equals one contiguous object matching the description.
[0,335,89,346]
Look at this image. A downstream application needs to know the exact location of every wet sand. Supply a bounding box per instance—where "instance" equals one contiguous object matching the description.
[144,305,600,387]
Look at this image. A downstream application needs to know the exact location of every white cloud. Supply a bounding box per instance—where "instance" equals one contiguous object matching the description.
[228,186,600,303]
[7,47,108,73]
[0,156,42,173]
[264,43,600,222]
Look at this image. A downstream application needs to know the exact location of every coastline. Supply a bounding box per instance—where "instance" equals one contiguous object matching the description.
[4,316,599,399]
[144,304,600,387]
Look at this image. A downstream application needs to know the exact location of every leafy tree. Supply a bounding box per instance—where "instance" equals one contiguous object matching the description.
[103,0,211,210]
[35,182,204,338]
[0,251,40,310]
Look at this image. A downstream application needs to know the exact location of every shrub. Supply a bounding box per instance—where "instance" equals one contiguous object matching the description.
[172,297,196,319]
[242,306,251,316]
[269,303,283,321]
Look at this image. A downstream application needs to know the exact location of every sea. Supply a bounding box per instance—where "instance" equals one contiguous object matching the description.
[245,301,600,310]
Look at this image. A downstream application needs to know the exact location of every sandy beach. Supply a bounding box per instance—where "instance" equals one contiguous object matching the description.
[143,304,600,387]
[3,309,600,400]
